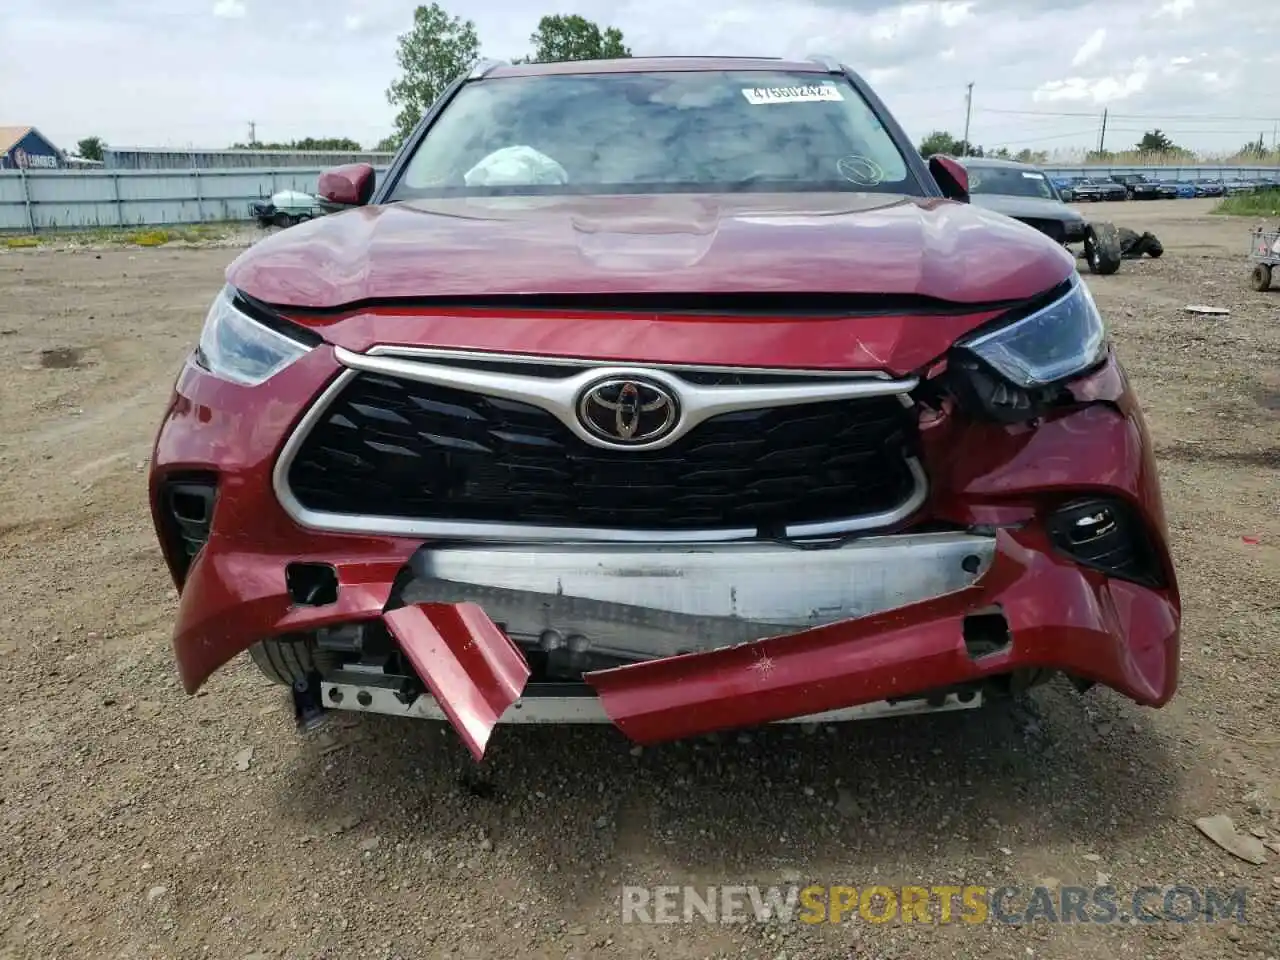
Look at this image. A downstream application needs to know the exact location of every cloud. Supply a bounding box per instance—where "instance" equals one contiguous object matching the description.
[1071,28,1106,67]
[0,0,1267,156]
[1159,0,1194,18]
[212,0,246,18]
[1034,59,1152,104]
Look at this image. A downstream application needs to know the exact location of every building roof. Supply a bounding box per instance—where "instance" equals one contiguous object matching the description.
[0,126,33,154]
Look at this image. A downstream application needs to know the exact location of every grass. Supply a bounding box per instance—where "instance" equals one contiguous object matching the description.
[1213,189,1280,217]
[1,222,239,248]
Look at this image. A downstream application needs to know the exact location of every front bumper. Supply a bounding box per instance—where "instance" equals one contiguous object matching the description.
[150,346,1180,760]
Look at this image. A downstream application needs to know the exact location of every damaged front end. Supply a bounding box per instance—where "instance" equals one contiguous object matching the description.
[152,282,1180,762]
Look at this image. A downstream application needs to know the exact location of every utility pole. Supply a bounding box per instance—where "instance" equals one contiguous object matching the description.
[248,121,257,146]
[1097,108,1108,155]
[961,82,974,156]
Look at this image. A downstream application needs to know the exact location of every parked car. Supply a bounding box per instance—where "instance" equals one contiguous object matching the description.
[148,56,1180,760]
[1073,178,1127,201]
[1193,179,1225,198]
[1050,177,1076,201]
[1110,174,1161,200]
[1222,179,1254,194]
[962,157,1122,274]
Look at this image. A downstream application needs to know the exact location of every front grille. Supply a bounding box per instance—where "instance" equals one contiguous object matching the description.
[1016,218,1067,244]
[286,372,919,531]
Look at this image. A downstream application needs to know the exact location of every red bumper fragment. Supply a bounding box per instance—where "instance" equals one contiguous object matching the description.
[384,603,530,761]
[584,528,1178,743]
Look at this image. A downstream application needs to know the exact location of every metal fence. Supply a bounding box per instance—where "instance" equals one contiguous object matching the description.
[0,166,388,233]
[5,163,1280,233]
[102,146,396,171]
[1041,164,1280,180]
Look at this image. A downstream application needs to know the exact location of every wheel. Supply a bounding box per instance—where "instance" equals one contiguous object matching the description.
[1084,223,1122,275]
[1252,263,1273,291]
[271,212,296,228]
[249,636,338,686]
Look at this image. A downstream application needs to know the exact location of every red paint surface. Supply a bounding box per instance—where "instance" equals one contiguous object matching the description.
[585,528,1179,743]
[384,603,530,761]
[317,163,375,207]
[226,193,1073,311]
[153,345,1180,757]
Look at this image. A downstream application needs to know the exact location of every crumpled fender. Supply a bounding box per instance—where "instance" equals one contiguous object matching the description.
[173,548,416,693]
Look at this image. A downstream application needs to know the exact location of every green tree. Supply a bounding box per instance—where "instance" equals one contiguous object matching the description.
[1239,137,1266,159]
[524,14,631,62]
[1014,147,1049,164]
[918,131,982,158]
[1135,129,1176,153]
[918,130,959,157]
[292,137,364,151]
[229,137,365,151]
[76,137,105,161]
[374,135,402,153]
[386,3,481,143]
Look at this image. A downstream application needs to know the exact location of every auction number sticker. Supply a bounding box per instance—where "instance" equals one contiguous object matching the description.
[742,84,845,104]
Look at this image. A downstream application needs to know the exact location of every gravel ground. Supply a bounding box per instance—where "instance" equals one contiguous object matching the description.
[0,200,1277,960]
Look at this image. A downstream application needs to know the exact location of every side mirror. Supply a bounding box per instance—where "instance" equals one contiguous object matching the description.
[317,163,376,207]
[928,155,970,203]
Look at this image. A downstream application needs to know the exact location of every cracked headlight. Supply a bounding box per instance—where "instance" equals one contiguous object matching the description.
[961,277,1106,388]
[196,286,311,386]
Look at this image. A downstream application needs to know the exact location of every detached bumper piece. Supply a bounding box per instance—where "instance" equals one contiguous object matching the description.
[291,526,1176,760]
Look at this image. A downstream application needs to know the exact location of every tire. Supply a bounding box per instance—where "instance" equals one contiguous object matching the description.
[249,636,338,686]
[1084,223,1122,275]
[1252,263,1273,292]
[271,212,296,228]
[1145,234,1163,258]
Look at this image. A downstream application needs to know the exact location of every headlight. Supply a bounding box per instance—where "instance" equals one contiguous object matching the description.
[196,286,311,386]
[961,277,1106,388]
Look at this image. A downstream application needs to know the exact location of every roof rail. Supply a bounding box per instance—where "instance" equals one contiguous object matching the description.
[468,58,508,79]
[806,54,844,73]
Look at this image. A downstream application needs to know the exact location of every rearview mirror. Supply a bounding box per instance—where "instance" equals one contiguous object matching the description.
[928,155,970,203]
[318,163,376,207]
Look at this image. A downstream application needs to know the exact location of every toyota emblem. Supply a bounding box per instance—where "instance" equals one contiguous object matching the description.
[576,377,679,446]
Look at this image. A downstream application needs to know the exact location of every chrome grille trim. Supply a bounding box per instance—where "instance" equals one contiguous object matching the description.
[273,349,928,544]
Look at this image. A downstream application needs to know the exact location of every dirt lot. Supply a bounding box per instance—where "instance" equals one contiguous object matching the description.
[0,199,1277,960]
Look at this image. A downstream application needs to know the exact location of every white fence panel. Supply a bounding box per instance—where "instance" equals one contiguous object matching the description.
[3,164,1278,233]
[0,167,390,232]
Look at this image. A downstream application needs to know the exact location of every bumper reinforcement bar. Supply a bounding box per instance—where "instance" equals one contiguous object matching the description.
[320,683,985,725]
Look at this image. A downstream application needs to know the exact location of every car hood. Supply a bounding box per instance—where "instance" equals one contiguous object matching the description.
[969,194,1085,224]
[227,193,1074,309]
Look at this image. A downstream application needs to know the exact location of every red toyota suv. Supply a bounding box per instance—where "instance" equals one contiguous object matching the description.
[149,56,1180,760]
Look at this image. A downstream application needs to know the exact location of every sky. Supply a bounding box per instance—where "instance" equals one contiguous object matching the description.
[3,0,1277,157]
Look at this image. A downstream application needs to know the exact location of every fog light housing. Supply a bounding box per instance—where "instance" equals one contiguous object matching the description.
[1047,497,1163,586]
[158,474,218,586]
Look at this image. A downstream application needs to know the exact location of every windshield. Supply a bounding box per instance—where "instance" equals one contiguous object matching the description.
[389,71,916,199]
[966,166,1056,200]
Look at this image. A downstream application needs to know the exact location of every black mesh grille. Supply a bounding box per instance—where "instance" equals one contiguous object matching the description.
[286,373,919,531]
